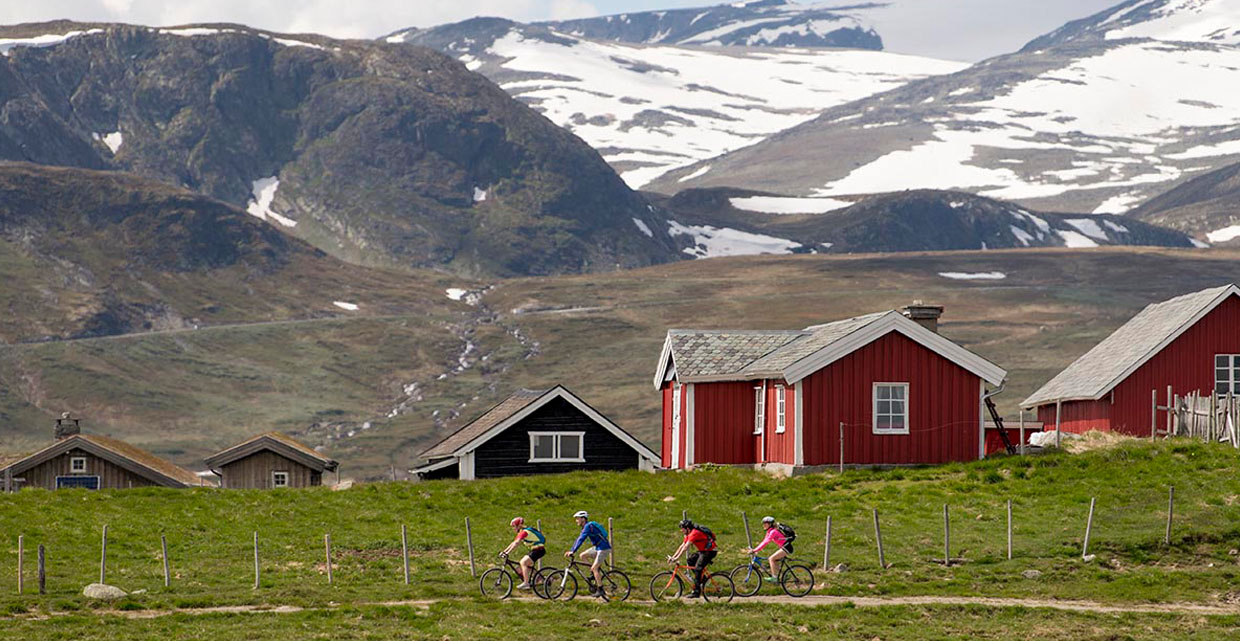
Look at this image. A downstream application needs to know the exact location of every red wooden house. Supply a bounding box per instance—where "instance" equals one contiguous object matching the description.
[653,304,1008,472]
[1023,284,1240,436]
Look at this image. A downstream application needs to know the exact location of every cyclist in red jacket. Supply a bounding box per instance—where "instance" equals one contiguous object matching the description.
[667,518,717,598]
[499,517,545,590]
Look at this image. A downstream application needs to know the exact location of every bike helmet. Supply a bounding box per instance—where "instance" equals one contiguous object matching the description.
[678,519,694,529]
[510,517,524,528]
[761,516,775,524]
[573,510,589,519]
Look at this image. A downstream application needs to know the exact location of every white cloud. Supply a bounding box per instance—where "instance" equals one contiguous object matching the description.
[0,0,601,39]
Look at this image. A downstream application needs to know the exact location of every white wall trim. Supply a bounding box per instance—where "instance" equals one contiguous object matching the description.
[671,384,682,470]
[460,450,476,480]
[978,380,987,460]
[794,381,804,466]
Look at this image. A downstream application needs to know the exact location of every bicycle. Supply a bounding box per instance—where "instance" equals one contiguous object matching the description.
[729,551,815,597]
[543,553,632,601]
[649,561,735,603]
[479,553,556,599]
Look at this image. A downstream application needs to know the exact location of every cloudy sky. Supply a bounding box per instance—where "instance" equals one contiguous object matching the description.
[1,0,1124,60]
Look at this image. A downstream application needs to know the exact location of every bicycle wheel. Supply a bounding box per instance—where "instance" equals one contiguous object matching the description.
[601,569,632,602]
[543,569,578,601]
[649,570,684,602]
[779,564,815,598]
[701,573,734,603]
[479,568,513,599]
[729,563,763,597]
[531,566,557,600]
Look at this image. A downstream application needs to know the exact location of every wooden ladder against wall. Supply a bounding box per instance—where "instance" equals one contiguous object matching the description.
[985,397,1018,455]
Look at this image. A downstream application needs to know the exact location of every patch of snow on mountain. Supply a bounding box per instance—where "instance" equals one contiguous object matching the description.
[813,41,1240,204]
[1106,0,1240,45]
[92,131,123,154]
[667,220,801,258]
[0,29,103,55]
[678,165,712,183]
[730,196,851,214]
[486,30,964,188]
[938,271,1006,280]
[159,28,235,37]
[744,17,867,46]
[473,187,487,202]
[1009,225,1034,246]
[1092,193,1142,214]
[1065,218,1109,240]
[632,217,654,237]
[1168,138,1240,160]
[1206,224,1240,243]
[1102,219,1130,233]
[245,176,297,228]
[265,35,326,50]
[1057,229,1100,248]
[333,301,359,311]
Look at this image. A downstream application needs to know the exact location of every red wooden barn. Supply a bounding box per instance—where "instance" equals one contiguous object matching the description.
[1023,284,1240,436]
[653,304,1008,472]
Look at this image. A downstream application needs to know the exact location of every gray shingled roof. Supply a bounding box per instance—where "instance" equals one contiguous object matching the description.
[666,330,804,380]
[1023,285,1239,407]
[745,312,888,377]
[418,389,546,460]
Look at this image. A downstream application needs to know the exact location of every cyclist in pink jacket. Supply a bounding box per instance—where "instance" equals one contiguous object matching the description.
[746,516,790,579]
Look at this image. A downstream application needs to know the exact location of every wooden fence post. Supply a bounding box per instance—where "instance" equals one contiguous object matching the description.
[942,504,951,567]
[1166,386,1173,436]
[99,524,108,584]
[17,535,23,594]
[37,544,45,595]
[401,525,410,584]
[682,510,687,522]
[607,517,615,569]
[741,512,753,550]
[1082,498,1096,559]
[823,516,832,569]
[1006,500,1013,560]
[872,509,886,569]
[161,535,170,587]
[325,534,333,585]
[253,532,260,589]
[1165,486,1174,546]
[1151,388,1158,440]
[1018,410,1026,455]
[465,517,476,578]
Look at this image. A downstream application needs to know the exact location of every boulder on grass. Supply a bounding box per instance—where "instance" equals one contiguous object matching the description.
[83,583,127,600]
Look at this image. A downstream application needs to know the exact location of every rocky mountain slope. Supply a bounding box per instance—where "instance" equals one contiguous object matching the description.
[390,18,963,189]
[0,162,451,342]
[0,21,680,276]
[655,0,1240,223]
[650,188,1198,256]
[1129,160,1240,243]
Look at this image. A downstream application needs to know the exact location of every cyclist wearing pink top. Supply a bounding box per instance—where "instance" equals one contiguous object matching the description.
[746,516,790,579]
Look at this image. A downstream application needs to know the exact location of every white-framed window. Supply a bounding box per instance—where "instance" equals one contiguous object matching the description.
[753,387,765,434]
[529,432,586,462]
[70,456,87,474]
[775,385,786,433]
[873,383,909,434]
[272,471,289,488]
[1216,355,1240,395]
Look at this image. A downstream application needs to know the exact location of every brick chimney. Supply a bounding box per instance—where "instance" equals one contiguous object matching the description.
[54,412,80,440]
[902,301,944,333]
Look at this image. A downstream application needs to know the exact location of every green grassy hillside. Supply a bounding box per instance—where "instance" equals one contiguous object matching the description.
[3,440,1240,615]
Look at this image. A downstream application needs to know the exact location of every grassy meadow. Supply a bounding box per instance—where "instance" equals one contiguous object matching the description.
[4,439,1240,618]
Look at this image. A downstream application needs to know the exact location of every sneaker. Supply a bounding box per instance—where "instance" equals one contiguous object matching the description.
[516,582,531,590]
[687,591,701,599]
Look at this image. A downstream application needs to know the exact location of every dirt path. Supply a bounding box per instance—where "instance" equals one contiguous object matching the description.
[12,594,1239,621]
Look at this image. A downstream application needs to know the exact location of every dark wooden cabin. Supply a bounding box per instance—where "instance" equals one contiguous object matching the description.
[205,432,338,489]
[412,386,659,480]
[0,416,203,490]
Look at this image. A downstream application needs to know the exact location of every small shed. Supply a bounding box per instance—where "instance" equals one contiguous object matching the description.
[412,386,659,480]
[0,417,202,490]
[205,432,338,489]
[1024,284,1240,435]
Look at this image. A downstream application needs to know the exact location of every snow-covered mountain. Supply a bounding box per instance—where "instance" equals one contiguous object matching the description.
[537,0,882,49]
[655,0,1240,226]
[389,17,964,189]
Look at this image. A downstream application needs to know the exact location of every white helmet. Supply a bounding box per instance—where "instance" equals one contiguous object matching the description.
[761,516,775,524]
[573,510,589,519]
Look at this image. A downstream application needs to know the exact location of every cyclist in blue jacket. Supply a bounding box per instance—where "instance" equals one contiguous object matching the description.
[565,510,611,597]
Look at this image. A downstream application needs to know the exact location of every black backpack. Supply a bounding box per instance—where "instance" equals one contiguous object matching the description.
[693,524,718,548]
[776,522,797,543]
